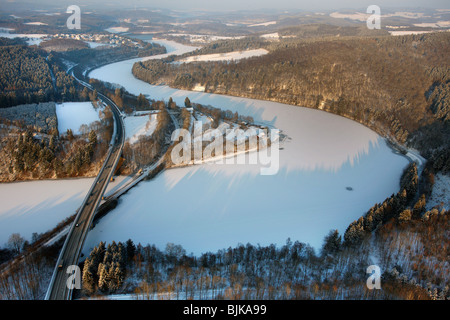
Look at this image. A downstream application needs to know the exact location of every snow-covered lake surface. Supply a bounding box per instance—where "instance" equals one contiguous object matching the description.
[84,39,410,256]
[248,21,277,27]
[85,41,113,49]
[105,27,129,33]
[56,102,101,135]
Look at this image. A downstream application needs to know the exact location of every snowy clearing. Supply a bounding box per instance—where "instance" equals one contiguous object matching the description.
[389,30,434,36]
[23,22,48,26]
[56,102,102,136]
[85,41,113,49]
[261,33,279,40]
[178,49,269,63]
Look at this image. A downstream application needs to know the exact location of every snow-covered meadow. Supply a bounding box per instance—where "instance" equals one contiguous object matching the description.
[0,179,93,246]
[0,176,130,247]
[85,41,113,49]
[56,102,102,136]
[105,27,129,33]
[248,21,277,27]
[166,34,245,44]
[84,39,410,256]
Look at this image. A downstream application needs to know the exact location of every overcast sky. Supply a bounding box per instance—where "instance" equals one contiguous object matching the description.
[2,0,450,12]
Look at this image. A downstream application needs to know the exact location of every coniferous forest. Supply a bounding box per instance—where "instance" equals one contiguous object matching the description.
[0,5,448,301]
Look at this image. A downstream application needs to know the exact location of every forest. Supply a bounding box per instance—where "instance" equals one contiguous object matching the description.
[132,32,450,174]
[0,35,166,109]
[0,104,113,182]
[0,41,85,108]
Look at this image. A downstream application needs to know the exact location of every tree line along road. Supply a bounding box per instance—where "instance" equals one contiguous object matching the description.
[45,71,125,300]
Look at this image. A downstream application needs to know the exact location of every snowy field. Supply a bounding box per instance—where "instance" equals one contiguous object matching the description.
[178,49,268,63]
[0,179,93,247]
[56,102,102,136]
[330,11,428,21]
[124,114,158,144]
[0,31,48,45]
[389,30,433,36]
[84,39,410,256]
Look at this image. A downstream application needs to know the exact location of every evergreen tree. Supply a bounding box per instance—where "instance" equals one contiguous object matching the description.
[413,194,426,218]
[89,89,98,102]
[321,230,342,257]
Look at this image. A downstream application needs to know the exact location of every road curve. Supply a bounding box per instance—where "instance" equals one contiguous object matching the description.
[45,71,125,300]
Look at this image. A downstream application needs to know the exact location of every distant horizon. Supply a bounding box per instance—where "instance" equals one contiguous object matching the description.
[1,0,449,13]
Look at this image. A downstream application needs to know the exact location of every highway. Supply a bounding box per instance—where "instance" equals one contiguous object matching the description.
[45,70,125,300]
